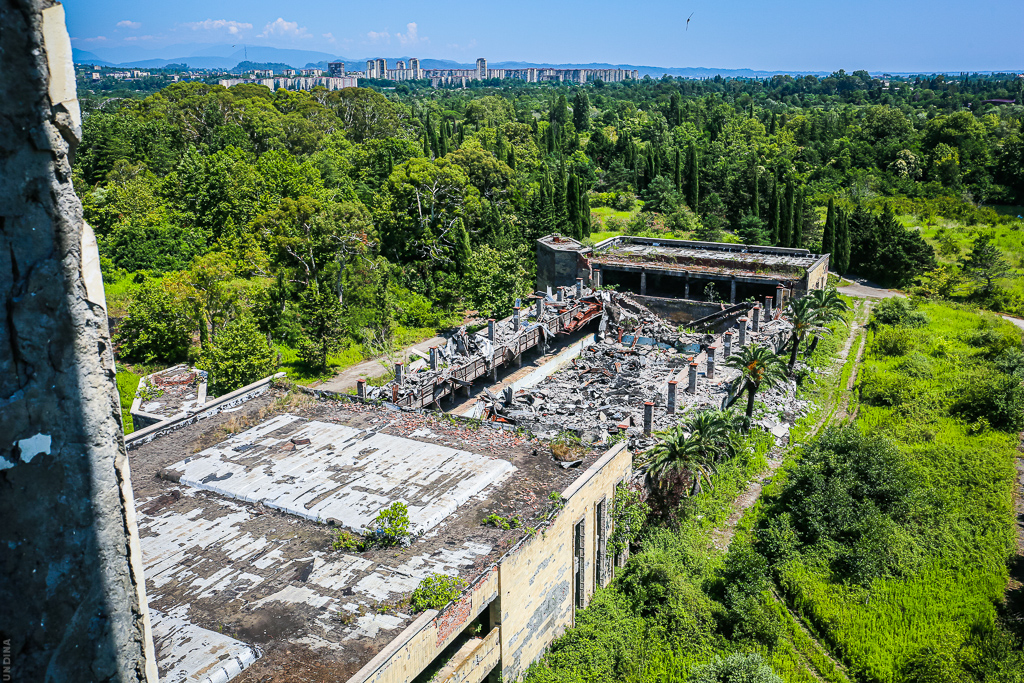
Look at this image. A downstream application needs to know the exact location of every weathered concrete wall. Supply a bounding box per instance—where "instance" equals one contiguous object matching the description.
[634,295,723,324]
[350,568,499,683]
[800,254,831,293]
[436,626,501,683]
[0,2,156,680]
[497,442,631,681]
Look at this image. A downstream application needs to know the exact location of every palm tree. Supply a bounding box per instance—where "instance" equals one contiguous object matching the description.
[784,296,828,372]
[684,409,744,463]
[647,425,716,496]
[807,287,849,324]
[725,343,788,431]
[802,287,850,356]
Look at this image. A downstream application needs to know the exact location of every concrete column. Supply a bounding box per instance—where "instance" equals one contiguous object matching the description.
[536,297,544,319]
[513,306,521,328]
[643,402,654,436]
[392,385,400,402]
[357,379,366,399]
[429,346,438,370]
[724,331,733,358]
[592,268,601,288]
[776,284,785,309]
[1,6,158,679]
[688,362,698,394]
[640,270,647,295]
[707,356,716,380]
[667,381,677,414]
[738,318,748,346]
[556,289,563,302]
[752,305,761,332]
[488,319,495,341]
[395,362,404,386]
[765,295,773,317]
[464,381,472,397]
[684,278,690,299]
[730,278,737,303]
[576,277,584,296]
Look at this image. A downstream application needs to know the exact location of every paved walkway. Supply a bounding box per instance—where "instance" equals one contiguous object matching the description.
[1002,315,1024,331]
[837,277,903,299]
[314,335,448,394]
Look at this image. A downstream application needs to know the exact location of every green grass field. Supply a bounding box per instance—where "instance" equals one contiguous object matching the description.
[767,302,1022,682]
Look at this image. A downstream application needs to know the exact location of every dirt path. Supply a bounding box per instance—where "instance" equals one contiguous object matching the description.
[313,335,448,394]
[709,300,870,551]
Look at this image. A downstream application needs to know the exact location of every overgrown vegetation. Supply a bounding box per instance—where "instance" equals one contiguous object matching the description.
[525,299,1024,683]
[410,573,467,612]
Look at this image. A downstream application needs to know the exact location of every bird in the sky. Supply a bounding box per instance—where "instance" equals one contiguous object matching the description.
[686,12,694,30]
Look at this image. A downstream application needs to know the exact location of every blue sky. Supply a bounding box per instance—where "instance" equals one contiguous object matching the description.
[65,0,1023,72]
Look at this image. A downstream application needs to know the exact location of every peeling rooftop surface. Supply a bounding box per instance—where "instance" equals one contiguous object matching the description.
[129,394,607,683]
[162,414,516,534]
[591,239,821,278]
[136,365,207,420]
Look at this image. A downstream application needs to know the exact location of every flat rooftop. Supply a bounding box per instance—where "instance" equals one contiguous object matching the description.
[129,392,610,683]
[591,237,821,279]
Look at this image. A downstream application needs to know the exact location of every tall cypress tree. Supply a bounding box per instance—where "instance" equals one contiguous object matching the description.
[834,209,851,274]
[507,147,516,170]
[554,163,568,228]
[793,187,805,248]
[780,180,795,248]
[566,173,582,239]
[686,141,699,212]
[426,114,438,158]
[751,161,760,218]
[674,149,682,191]
[822,197,836,256]
[768,179,780,245]
[581,190,592,238]
[646,146,656,190]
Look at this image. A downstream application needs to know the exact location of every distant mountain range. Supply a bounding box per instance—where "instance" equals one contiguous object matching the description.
[71,44,1019,78]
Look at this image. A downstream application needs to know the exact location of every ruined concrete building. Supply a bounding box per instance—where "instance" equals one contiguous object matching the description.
[537,234,830,320]
[125,392,632,683]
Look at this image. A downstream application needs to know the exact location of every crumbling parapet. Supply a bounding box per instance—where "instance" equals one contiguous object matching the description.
[0,2,156,680]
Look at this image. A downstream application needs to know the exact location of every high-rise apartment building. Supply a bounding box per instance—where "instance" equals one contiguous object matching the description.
[328,61,345,77]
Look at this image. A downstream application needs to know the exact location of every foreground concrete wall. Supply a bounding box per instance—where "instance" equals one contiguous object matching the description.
[0,2,156,680]
[497,442,631,680]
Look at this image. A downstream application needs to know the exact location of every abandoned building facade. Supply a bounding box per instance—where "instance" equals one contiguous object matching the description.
[537,234,830,321]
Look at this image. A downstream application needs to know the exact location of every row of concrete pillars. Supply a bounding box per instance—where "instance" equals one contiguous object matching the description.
[590,268,788,310]
[638,296,776,435]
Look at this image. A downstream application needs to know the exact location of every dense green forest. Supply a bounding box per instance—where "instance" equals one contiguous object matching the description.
[77,73,1024,397]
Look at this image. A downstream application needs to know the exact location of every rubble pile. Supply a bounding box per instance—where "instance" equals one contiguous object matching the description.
[362,285,602,405]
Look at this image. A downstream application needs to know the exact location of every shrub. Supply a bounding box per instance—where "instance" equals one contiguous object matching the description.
[332,529,364,552]
[860,368,914,406]
[197,313,276,396]
[689,653,783,683]
[482,513,521,530]
[410,573,465,612]
[871,297,928,328]
[897,351,934,378]
[114,283,192,363]
[953,368,1024,431]
[873,325,915,356]
[368,501,411,547]
[613,192,636,211]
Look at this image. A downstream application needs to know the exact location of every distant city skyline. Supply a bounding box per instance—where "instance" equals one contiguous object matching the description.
[65,0,1023,73]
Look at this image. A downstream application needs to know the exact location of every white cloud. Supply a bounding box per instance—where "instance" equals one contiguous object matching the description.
[124,35,157,42]
[322,32,336,43]
[257,17,311,40]
[116,20,141,29]
[446,39,478,51]
[72,35,108,43]
[366,30,391,44]
[396,22,427,46]
[183,19,253,36]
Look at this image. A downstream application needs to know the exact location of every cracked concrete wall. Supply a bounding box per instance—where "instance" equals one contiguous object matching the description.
[0,2,157,681]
